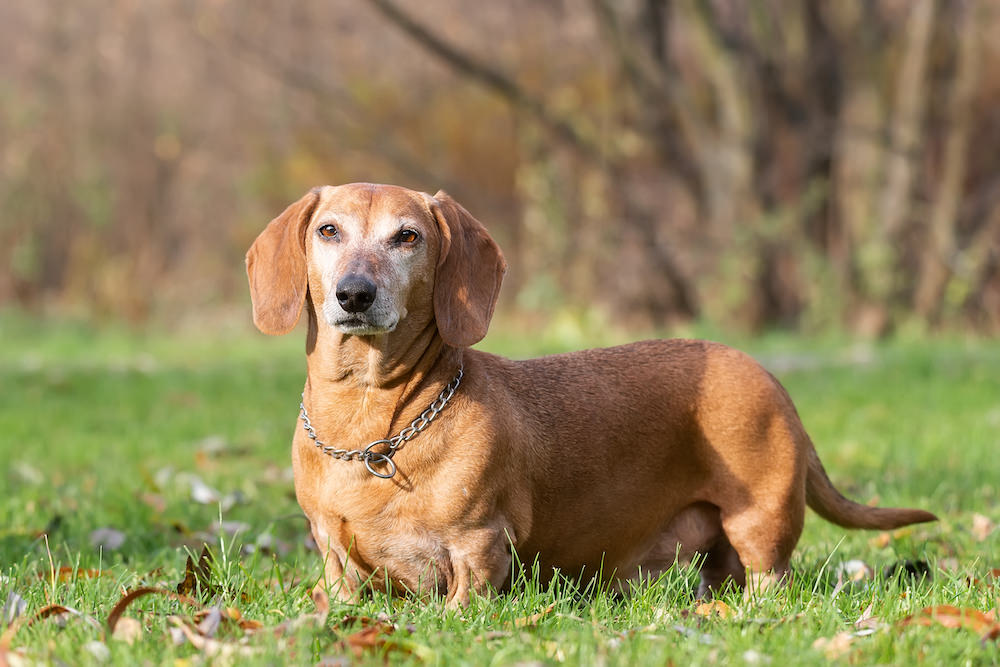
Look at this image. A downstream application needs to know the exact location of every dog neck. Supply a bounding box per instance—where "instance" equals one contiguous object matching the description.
[301,300,461,440]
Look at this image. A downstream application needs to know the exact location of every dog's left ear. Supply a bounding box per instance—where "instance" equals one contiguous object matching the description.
[428,191,506,348]
[246,188,321,335]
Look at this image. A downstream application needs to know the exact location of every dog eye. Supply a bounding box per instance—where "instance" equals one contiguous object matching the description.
[397,229,419,244]
[317,224,339,239]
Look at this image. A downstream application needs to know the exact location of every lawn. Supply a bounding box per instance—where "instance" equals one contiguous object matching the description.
[1,314,998,665]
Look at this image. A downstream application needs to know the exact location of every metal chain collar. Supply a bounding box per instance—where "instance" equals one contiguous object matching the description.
[298,365,464,479]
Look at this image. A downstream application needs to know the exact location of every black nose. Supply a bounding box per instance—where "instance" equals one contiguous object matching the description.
[336,274,377,313]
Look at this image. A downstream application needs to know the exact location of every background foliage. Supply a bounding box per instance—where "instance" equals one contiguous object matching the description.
[2,0,998,334]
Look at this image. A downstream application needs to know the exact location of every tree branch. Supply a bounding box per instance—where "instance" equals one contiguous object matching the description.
[365,0,603,161]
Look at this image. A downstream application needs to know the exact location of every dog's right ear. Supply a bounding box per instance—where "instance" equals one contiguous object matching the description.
[246,188,321,335]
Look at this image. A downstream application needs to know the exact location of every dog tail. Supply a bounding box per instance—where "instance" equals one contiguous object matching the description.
[805,446,937,529]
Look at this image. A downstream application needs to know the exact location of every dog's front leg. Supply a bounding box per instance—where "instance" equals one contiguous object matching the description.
[445,527,513,609]
[310,523,356,612]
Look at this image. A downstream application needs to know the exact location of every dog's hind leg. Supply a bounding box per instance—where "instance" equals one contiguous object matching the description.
[719,504,802,599]
[695,534,746,599]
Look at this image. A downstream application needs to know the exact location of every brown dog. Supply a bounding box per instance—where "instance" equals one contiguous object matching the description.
[246,183,935,609]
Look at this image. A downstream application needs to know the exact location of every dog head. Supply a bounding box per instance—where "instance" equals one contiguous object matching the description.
[246,183,506,348]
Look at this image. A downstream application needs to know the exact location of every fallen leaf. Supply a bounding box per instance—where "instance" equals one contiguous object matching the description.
[111,617,143,644]
[89,528,126,551]
[83,640,111,662]
[186,606,263,636]
[836,559,873,583]
[167,616,259,657]
[694,600,732,619]
[513,603,556,628]
[219,491,246,512]
[139,492,167,513]
[186,475,221,505]
[869,527,914,548]
[176,545,216,599]
[1,603,101,658]
[38,567,108,583]
[224,607,263,633]
[106,587,200,637]
[812,632,855,659]
[340,622,399,659]
[899,605,1000,642]
[210,521,250,537]
[196,607,223,638]
[870,532,892,549]
[854,602,884,631]
[972,514,996,542]
[2,593,26,626]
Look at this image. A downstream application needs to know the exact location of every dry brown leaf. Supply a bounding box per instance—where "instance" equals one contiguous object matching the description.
[139,492,167,513]
[110,617,143,644]
[269,612,325,639]
[106,587,200,637]
[972,514,996,542]
[237,617,264,632]
[870,532,892,549]
[223,607,264,633]
[187,606,263,635]
[37,567,108,583]
[812,632,856,659]
[694,600,733,619]
[168,616,259,658]
[1,603,100,661]
[339,622,402,659]
[513,603,556,628]
[176,545,216,598]
[854,602,883,631]
[899,605,1000,642]
[869,525,916,549]
[196,607,223,638]
[835,560,873,586]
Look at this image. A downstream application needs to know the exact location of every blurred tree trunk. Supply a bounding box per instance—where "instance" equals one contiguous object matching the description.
[913,0,980,323]
[866,0,934,331]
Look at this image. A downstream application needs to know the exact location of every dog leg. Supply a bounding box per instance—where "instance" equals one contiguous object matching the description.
[444,528,512,609]
[310,525,355,612]
[695,534,746,599]
[719,507,800,601]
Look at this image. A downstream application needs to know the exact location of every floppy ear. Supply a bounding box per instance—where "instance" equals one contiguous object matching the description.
[246,188,321,335]
[429,191,506,347]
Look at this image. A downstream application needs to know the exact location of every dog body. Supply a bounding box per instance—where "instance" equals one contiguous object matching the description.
[247,183,935,608]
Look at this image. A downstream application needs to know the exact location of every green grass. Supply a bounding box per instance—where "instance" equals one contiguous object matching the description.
[1,313,998,664]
